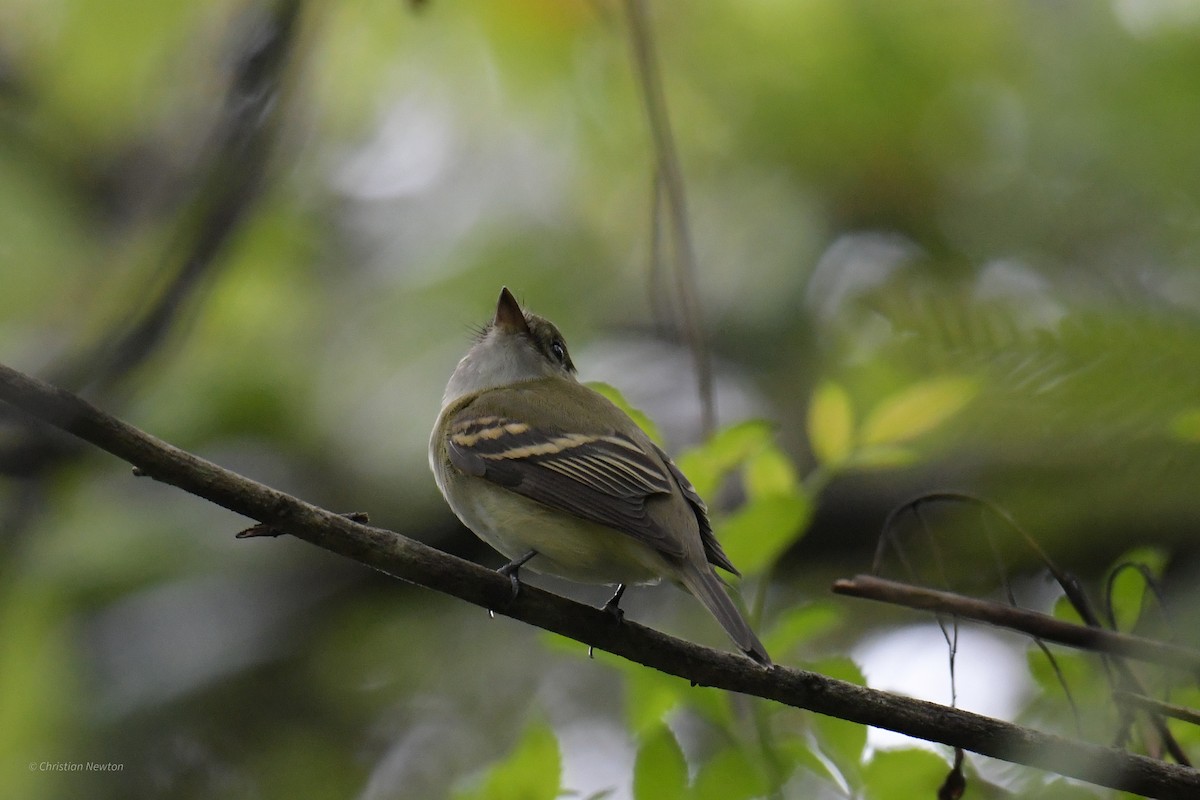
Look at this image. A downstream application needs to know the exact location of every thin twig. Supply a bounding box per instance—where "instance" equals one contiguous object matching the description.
[980,507,1082,732]
[875,493,1193,765]
[832,574,1200,678]
[1115,692,1200,728]
[2,362,1199,799]
[912,501,960,709]
[623,0,715,435]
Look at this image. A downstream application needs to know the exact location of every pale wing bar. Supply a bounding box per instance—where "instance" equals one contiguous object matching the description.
[446,415,685,560]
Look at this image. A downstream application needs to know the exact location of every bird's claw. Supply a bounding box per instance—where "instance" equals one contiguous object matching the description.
[491,550,537,612]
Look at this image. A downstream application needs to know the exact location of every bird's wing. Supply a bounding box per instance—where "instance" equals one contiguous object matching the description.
[653,443,739,576]
[444,413,686,560]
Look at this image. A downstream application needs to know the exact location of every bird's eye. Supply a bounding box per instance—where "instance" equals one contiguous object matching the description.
[550,340,567,364]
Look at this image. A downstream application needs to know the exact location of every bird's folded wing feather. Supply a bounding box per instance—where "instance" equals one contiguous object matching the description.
[653,443,739,576]
[445,414,686,560]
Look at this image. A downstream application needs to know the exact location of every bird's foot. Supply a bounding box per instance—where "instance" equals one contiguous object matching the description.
[492,550,537,613]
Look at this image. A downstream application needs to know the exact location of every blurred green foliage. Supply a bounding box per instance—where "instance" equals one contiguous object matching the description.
[3,0,1200,798]
[452,719,560,800]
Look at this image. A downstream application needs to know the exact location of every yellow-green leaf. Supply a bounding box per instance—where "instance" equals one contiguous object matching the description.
[1113,546,1168,577]
[744,445,799,498]
[675,450,721,503]
[860,377,977,446]
[808,659,867,787]
[1106,547,1167,633]
[453,720,560,800]
[808,381,854,466]
[813,714,866,788]
[625,668,686,735]
[703,419,774,467]
[762,603,842,655]
[677,419,774,498]
[1108,566,1147,634]
[1051,594,1085,625]
[718,494,811,576]
[862,749,951,800]
[844,444,919,471]
[633,725,688,800]
[692,744,767,800]
[780,739,837,786]
[809,656,865,686]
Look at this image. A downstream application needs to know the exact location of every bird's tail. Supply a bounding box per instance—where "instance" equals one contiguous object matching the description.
[681,564,771,665]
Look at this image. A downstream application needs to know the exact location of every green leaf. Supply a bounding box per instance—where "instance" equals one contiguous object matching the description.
[1107,546,1167,633]
[808,381,855,466]
[1025,647,1094,698]
[809,659,867,788]
[625,669,686,735]
[621,662,731,733]
[1168,408,1200,441]
[453,720,561,800]
[633,725,688,800]
[717,494,811,576]
[683,684,736,731]
[762,603,842,655]
[810,656,865,686]
[860,377,977,446]
[779,739,838,786]
[677,420,774,499]
[1050,594,1085,625]
[1119,546,1168,577]
[812,715,866,789]
[538,630,590,658]
[587,382,664,446]
[744,445,800,498]
[703,420,775,467]
[1108,568,1146,634]
[844,444,919,471]
[1162,686,1200,753]
[0,579,77,800]
[862,749,950,800]
[675,451,722,506]
[692,745,766,800]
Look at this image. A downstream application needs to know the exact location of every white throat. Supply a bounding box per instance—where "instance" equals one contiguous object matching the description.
[442,330,559,407]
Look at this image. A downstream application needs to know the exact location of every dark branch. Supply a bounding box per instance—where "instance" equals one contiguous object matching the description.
[1,362,1198,799]
[832,574,1200,678]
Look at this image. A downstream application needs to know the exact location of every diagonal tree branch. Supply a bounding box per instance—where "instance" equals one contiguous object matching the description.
[1,361,1198,799]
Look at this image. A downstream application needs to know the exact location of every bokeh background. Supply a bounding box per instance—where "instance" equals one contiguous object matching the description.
[3,1,1200,798]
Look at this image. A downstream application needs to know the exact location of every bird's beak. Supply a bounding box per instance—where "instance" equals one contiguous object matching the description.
[494,287,531,335]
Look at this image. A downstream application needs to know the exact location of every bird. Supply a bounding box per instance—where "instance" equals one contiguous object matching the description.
[429,287,770,664]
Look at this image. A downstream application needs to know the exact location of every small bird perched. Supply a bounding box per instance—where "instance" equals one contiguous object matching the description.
[429,288,770,664]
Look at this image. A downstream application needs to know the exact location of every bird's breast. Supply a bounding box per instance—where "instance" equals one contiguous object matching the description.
[444,471,669,586]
